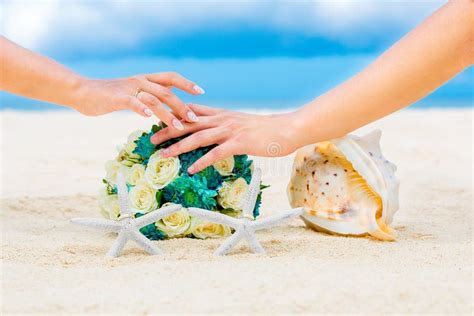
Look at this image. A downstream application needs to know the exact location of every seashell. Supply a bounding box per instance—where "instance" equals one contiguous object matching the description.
[287,130,399,241]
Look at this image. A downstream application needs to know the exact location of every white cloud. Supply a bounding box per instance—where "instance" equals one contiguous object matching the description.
[271,1,446,45]
[1,0,445,54]
[2,0,59,49]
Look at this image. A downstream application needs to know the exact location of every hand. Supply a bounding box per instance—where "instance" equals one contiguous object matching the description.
[150,104,302,174]
[74,72,205,129]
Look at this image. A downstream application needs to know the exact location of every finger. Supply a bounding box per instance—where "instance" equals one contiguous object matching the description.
[137,91,179,128]
[161,128,226,158]
[145,72,205,95]
[188,142,235,174]
[125,96,153,118]
[150,117,212,145]
[188,103,222,116]
[141,81,198,124]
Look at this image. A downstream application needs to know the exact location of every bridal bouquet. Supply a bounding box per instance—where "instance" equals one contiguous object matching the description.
[99,124,266,240]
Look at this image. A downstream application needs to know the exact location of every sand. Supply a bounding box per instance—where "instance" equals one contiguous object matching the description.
[0,109,472,315]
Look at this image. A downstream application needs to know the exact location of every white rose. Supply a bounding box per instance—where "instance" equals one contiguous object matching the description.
[128,181,158,213]
[124,163,145,186]
[145,151,180,189]
[105,160,124,184]
[125,129,145,154]
[155,203,192,238]
[116,130,145,167]
[191,217,232,239]
[213,156,235,176]
[98,189,121,220]
[217,177,249,211]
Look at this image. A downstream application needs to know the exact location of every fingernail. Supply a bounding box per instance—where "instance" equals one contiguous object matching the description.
[193,85,205,95]
[144,108,153,117]
[172,119,184,130]
[187,111,199,122]
[187,166,195,174]
[161,148,170,157]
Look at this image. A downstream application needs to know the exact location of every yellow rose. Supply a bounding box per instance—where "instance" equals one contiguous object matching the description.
[145,151,180,189]
[213,156,234,176]
[155,203,192,238]
[98,188,120,220]
[191,218,232,239]
[128,181,158,213]
[124,163,145,186]
[217,177,249,211]
[105,160,124,184]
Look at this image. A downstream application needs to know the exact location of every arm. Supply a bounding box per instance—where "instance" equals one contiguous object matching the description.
[0,37,204,129]
[151,0,473,173]
[295,0,473,145]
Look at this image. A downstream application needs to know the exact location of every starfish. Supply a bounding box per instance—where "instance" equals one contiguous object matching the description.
[188,168,304,256]
[71,173,180,257]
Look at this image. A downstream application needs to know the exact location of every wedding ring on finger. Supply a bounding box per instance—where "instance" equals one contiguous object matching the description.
[134,87,142,98]
[134,88,153,117]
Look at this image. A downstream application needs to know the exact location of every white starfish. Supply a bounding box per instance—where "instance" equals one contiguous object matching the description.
[188,168,304,256]
[71,173,180,257]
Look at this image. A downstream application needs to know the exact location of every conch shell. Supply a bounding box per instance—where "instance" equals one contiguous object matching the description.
[287,130,399,241]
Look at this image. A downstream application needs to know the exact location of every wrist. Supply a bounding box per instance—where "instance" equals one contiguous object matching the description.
[267,110,311,155]
[288,98,341,148]
[68,75,92,112]
[284,109,314,150]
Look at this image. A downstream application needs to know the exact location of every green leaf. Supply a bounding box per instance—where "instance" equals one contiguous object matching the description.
[155,190,163,208]
[253,192,263,218]
[218,208,241,218]
[102,178,117,195]
[151,124,162,133]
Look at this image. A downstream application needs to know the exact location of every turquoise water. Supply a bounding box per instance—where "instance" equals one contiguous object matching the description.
[1,56,472,110]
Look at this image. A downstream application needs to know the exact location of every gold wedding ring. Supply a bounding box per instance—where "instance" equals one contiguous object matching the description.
[134,87,142,98]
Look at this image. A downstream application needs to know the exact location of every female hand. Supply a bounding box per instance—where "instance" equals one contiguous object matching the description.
[150,104,303,174]
[0,38,204,129]
[75,72,205,129]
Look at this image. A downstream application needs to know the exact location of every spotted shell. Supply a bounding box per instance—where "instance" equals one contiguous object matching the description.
[287,130,399,240]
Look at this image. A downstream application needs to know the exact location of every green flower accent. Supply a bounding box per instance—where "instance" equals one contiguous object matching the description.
[133,131,156,163]
[176,147,223,189]
[230,155,253,183]
[163,175,217,209]
[178,147,211,173]
[134,212,167,240]
[198,166,222,190]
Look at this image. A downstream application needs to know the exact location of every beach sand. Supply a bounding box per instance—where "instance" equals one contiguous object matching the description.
[1,109,472,314]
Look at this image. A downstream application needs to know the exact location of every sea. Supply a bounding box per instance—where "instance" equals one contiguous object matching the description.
[1,56,472,111]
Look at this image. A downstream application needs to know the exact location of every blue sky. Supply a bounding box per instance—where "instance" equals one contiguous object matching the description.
[1,0,472,110]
